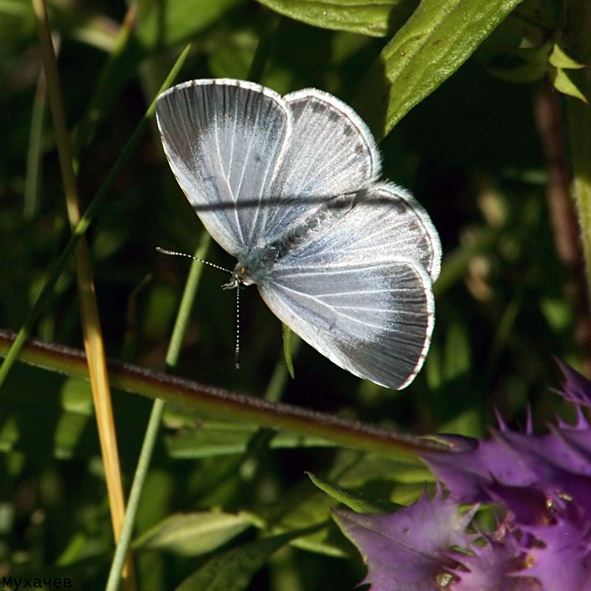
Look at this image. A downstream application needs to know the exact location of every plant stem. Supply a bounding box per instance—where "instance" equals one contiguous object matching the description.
[31,0,132,586]
[565,1,591,313]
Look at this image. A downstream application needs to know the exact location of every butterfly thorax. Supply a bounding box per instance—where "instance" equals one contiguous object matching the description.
[226,225,317,288]
[226,244,280,288]
[223,192,360,290]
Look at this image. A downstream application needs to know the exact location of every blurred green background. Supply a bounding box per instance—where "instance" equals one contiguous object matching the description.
[0,0,586,589]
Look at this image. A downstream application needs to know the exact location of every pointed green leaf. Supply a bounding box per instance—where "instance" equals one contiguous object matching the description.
[133,512,250,556]
[256,0,417,38]
[549,43,585,69]
[552,68,588,103]
[164,421,333,459]
[307,472,399,513]
[282,323,295,379]
[247,473,350,556]
[354,0,524,139]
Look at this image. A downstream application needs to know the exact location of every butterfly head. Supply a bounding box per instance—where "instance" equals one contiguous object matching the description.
[222,264,255,290]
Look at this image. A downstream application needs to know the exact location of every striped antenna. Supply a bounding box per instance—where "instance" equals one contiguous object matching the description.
[234,286,241,369]
[155,246,233,275]
[156,246,243,368]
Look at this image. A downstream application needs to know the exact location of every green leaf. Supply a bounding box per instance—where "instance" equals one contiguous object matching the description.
[133,512,251,556]
[51,3,120,52]
[486,44,551,83]
[256,0,418,38]
[552,67,588,103]
[354,0,524,139]
[134,0,243,51]
[247,481,347,556]
[549,44,588,103]
[164,421,333,459]
[307,472,400,513]
[549,43,585,69]
[282,323,295,379]
[487,41,586,87]
[175,529,314,591]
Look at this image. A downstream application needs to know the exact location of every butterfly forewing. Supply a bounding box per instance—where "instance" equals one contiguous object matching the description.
[262,90,381,243]
[156,79,291,255]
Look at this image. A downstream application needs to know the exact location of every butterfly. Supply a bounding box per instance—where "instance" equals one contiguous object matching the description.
[156,79,441,389]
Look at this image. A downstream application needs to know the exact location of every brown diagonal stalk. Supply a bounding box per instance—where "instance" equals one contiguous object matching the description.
[31,0,134,588]
[565,1,591,318]
[535,81,591,375]
[0,328,455,456]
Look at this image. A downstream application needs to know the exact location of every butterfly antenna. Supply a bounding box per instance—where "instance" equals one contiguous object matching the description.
[156,246,233,275]
[157,246,242,370]
[234,286,241,369]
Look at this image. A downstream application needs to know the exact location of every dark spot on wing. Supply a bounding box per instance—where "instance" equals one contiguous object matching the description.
[310,101,324,114]
[291,102,306,118]
[327,109,340,123]
[393,200,408,214]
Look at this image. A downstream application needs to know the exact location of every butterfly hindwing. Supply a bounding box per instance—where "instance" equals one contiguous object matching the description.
[257,183,440,388]
[260,258,433,389]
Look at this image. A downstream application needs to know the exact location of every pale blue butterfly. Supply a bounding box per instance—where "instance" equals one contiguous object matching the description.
[156,79,441,389]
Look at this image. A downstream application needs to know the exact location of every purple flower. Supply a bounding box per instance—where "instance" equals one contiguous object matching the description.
[334,489,477,590]
[336,363,591,590]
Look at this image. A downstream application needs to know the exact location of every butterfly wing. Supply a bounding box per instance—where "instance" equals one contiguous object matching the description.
[156,81,383,253]
[258,183,441,389]
[156,79,440,387]
[156,79,291,255]
[262,88,381,242]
